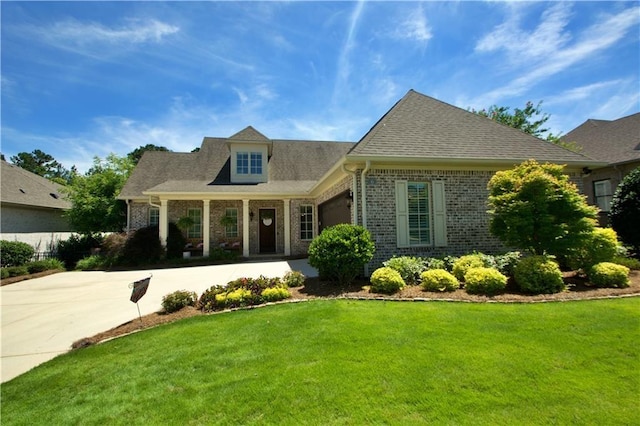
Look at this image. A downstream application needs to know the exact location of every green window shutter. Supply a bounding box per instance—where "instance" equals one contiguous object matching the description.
[396,180,409,247]
[432,180,447,247]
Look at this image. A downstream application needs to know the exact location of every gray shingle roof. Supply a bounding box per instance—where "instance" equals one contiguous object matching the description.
[118,130,354,199]
[348,90,597,165]
[1,160,71,209]
[561,113,640,165]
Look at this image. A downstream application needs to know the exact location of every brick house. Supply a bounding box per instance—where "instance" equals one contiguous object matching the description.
[119,90,601,268]
[561,113,640,225]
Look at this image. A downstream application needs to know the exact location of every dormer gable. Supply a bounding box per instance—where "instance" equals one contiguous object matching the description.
[228,126,272,183]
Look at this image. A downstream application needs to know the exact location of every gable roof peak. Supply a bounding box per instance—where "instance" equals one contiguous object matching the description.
[229,126,270,142]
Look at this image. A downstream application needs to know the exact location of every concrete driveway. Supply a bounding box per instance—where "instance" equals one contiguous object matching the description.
[1,259,316,383]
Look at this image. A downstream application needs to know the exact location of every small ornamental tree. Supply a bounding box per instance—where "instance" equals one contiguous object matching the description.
[308,224,375,285]
[609,167,640,255]
[487,160,598,257]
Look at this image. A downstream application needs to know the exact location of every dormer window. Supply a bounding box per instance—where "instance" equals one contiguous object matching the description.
[230,144,268,183]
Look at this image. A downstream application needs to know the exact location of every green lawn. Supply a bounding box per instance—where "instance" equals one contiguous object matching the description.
[2,298,639,425]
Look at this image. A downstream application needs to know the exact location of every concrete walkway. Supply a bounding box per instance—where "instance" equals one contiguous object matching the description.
[1,259,316,383]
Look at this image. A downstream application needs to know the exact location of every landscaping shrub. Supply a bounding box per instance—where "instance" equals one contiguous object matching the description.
[27,259,65,274]
[612,255,640,270]
[442,255,459,272]
[3,266,29,277]
[261,287,291,302]
[452,254,489,281]
[609,166,640,254]
[197,285,227,311]
[420,269,459,292]
[208,247,239,261]
[219,288,254,307]
[0,240,35,267]
[383,256,426,285]
[119,226,164,266]
[162,290,198,313]
[370,267,405,294]
[308,224,375,285]
[464,267,507,296]
[1,268,9,280]
[166,222,186,259]
[423,257,447,271]
[283,270,305,287]
[102,232,127,262]
[588,262,630,288]
[493,251,522,277]
[56,234,104,270]
[75,255,107,271]
[514,256,565,294]
[565,227,618,271]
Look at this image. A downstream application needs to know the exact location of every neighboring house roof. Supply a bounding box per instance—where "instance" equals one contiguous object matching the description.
[348,90,599,166]
[0,159,71,210]
[118,132,355,199]
[561,112,640,166]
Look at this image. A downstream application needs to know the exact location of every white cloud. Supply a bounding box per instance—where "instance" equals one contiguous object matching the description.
[333,0,366,105]
[393,4,432,42]
[545,80,623,105]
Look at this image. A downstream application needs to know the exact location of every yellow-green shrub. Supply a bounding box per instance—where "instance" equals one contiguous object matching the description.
[514,256,565,294]
[420,269,459,292]
[261,286,291,302]
[464,267,507,296]
[370,267,405,294]
[566,227,619,270]
[589,262,630,288]
[452,254,488,281]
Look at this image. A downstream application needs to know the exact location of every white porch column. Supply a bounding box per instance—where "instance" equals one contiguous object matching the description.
[242,199,250,257]
[159,199,168,247]
[203,200,210,257]
[284,199,291,256]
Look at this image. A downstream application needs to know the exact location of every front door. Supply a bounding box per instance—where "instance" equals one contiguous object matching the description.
[259,208,276,253]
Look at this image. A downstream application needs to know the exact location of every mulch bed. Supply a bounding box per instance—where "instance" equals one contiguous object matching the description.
[73,270,640,349]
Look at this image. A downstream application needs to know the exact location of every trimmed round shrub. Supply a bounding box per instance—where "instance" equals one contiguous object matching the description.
[588,262,630,288]
[464,267,507,296]
[370,267,405,294]
[493,251,522,277]
[3,266,29,278]
[261,286,291,302]
[420,269,459,292]
[75,255,106,271]
[197,285,227,311]
[0,240,35,267]
[565,227,618,271]
[612,256,640,270]
[424,257,447,271]
[308,224,375,285]
[452,254,488,281]
[514,256,565,294]
[162,290,198,313]
[283,270,305,287]
[383,256,426,285]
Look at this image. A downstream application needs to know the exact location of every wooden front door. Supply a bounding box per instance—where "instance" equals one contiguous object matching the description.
[259,208,276,253]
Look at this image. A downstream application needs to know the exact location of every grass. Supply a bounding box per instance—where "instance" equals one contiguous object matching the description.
[2,298,639,425]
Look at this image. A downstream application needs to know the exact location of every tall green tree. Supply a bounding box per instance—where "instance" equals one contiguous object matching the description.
[609,167,640,255]
[487,160,598,257]
[10,149,75,184]
[63,154,134,234]
[127,144,170,165]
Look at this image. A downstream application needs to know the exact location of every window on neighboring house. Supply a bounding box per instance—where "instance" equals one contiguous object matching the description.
[396,180,447,248]
[300,205,314,241]
[225,208,238,237]
[187,208,202,239]
[594,179,613,212]
[149,207,159,226]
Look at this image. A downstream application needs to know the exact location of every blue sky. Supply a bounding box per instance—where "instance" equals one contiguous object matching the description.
[2,1,639,172]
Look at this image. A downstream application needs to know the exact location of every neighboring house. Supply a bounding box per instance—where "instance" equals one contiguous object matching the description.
[561,113,640,225]
[0,159,73,249]
[119,90,602,268]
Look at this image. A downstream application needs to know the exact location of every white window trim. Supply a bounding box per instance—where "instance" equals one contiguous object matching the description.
[187,208,202,239]
[300,204,314,241]
[396,180,447,248]
[230,144,268,183]
[149,206,159,226]
[225,208,239,238]
[593,179,613,212]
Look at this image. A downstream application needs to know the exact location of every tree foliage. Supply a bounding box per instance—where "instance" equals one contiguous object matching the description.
[10,149,75,184]
[609,167,640,254]
[127,144,170,165]
[63,154,134,234]
[487,160,598,257]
